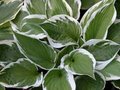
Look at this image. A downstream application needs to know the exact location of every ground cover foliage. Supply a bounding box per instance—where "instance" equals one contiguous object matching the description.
[0,0,120,90]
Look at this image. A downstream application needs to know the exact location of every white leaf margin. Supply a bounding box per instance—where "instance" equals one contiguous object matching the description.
[41,14,81,48]
[60,48,96,78]
[0,0,23,26]
[11,22,56,70]
[0,58,43,89]
[80,0,116,40]
[103,56,120,81]
[81,39,120,70]
[42,68,76,90]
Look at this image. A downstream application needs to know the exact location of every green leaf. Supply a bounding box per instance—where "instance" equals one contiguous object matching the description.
[0,58,43,88]
[65,0,81,19]
[21,15,47,39]
[41,15,81,48]
[22,15,47,25]
[115,0,120,19]
[61,48,96,78]
[43,68,75,90]
[56,45,75,67]
[0,85,5,90]
[0,43,24,66]
[100,56,120,81]
[0,23,13,40]
[82,39,120,61]
[81,0,100,9]
[107,21,120,44]
[75,73,105,90]
[46,0,72,18]
[82,39,120,70]
[12,8,29,28]
[112,80,120,89]
[0,0,23,25]
[12,27,56,70]
[80,0,116,41]
[26,0,46,14]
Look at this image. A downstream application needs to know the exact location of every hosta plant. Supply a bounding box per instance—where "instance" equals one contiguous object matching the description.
[0,0,120,90]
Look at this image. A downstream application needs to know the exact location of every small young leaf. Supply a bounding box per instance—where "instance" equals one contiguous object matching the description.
[46,0,72,18]
[0,58,43,88]
[80,0,116,41]
[65,0,81,19]
[0,0,23,25]
[99,56,120,81]
[107,21,120,44]
[26,0,46,14]
[41,15,81,48]
[61,48,96,78]
[43,69,76,90]
[12,29,56,70]
[76,73,105,90]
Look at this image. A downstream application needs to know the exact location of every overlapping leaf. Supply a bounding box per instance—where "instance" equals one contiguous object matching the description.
[26,0,46,14]
[65,0,81,19]
[80,0,116,41]
[0,43,24,66]
[12,27,56,70]
[61,49,96,78]
[0,58,43,88]
[0,0,23,25]
[43,69,75,90]
[82,39,120,61]
[46,0,72,18]
[41,15,81,48]
[12,8,29,28]
[82,39,120,69]
[100,56,120,81]
[20,15,47,39]
[81,0,100,9]
[107,21,120,44]
[76,73,105,90]
[0,22,13,40]
[56,45,75,67]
